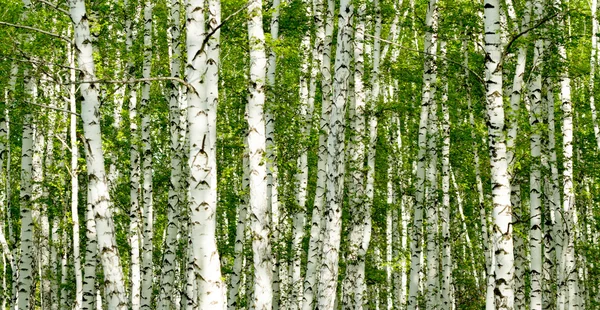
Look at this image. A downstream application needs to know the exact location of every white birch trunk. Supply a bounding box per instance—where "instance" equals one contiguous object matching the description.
[140,1,154,308]
[266,0,282,308]
[124,1,142,308]
[556,0,578,306]
[425,76,439,310]
[342,3,367,308]
[290,2,314,306]
[246,1,272,308]
[547,80,562,308]
[439,40,452,309]
[590,0,600,149]
[528,2,545,306]
[317,0,352,307]
[157,0,184,307]
[302,1,334,308]
[82,185,98,310]
[186,0,226,307]
[484,0,514,308]
[504,2,531,307]
[69,0,128,307]
[407,1,437,308]
[16,107,34,310]
[228,147,249,308]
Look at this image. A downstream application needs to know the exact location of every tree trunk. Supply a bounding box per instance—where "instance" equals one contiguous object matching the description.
[439,40,452,309]
[266,1,281,308]
[157,0,185,307]
[17,103,34,310]
[317,0,352,307]
[302,0,333,308]
[483,0,514,308]
[69,0,128,307]
[228,145,249,308]
[246,1,272,308]
[407,1,437,308]
[140,1,154,308]
[186,0,226,307]
[528,1,545,306]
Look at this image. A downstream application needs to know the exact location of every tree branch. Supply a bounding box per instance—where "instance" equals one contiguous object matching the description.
[198,2,251,56]
[364,33,486,85]
[30,102,80,117]
[500,11,560,66]
[68,77,196,94]
[34,0,70,15]
[0,21,71,43]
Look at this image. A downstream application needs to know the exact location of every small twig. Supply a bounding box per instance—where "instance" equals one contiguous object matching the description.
[0,21,71,43]
[30,102,80,117]
[53,133,73,153]
[500,11,560,67]
[34,0,69,15]
[365,33,486,85]
[198,2,251,56]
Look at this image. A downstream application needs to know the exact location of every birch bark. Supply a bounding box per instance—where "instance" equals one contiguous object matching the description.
[407,0,437,308]
[17,106,34,310]
[265,0,281,307]
[555,0,578,306]
[157,0,185,307]
[140,1,154,307]
[186,0,226,307]
[483,0,514,308]
[69,0,128,307]
[246,1,272,308]
[317,0,352,307]
[528,1,545,307]
[302,1,334,308]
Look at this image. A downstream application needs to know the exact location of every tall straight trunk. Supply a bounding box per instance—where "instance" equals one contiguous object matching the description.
[186,0,226,307]
[228,146,249,308]
[50,218,60,310]
[290,2,313,307]
[542,81,557,309]
[124,1,142,308]
[407,0,437,309]
[547,81,562,308]
[1,64,16,307]
[33,76,51,310]
[386,157,394,310]
[464,40,492,302]
[425,74,439,310]
[590,0,600,149]
[70,43,82,308]
[528,1,545,307]
[302,0,334,308]
[317,0,352,308]
[140,1,154,308]
[483,0,514,308]
[82,184,98,310]
[246,1,272,308]
[265,1,282,308]
[17,106,34,310]
[70,0,128,307]
[157,0,184,308]
[343,2,367,308]
[555,0,578,307]
[504,2,531,307]
[439,40,452,309]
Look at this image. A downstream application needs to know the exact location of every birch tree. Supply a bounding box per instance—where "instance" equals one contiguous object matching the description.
[186,0,226,307]
[317,0,352,307]
[483,0,514,308]
[407,0,437,308]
